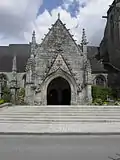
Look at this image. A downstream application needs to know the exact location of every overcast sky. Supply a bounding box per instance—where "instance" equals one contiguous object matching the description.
[0,0,113,46]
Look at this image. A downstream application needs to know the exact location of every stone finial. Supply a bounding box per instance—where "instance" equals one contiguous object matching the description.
[32,30,36,44]
[81,28,88,46]
[58,13,60,19]
[11,54,17,92]
[12,55,17,72]
[31,30,36,55]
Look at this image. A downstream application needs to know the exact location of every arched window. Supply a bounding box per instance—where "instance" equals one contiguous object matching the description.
[95,75,106,87]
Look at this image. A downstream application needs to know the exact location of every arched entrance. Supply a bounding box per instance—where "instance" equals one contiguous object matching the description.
[47,77,71,105]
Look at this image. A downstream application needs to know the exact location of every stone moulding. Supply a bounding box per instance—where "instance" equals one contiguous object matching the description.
[42,68,77,105]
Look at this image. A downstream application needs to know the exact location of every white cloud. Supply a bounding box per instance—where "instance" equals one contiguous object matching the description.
[0,0,114,46]
[74,0,113,45]
[29,0,113,46]
[0,0,43,45]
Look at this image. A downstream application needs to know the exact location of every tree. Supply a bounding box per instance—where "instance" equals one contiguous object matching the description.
[2,86,12,102]
[92,85,112,102]
[17,88,25,105]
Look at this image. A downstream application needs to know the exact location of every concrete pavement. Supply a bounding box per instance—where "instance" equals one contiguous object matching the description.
[0,135,120,160]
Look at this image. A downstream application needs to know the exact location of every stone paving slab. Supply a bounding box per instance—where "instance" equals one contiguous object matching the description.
[0,122,119,135]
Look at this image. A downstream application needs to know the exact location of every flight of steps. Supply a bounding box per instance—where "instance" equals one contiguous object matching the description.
[0,105,120,133]
[0,105,120,123]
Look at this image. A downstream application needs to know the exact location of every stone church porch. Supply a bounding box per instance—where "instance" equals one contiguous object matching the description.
[25,15,92,106]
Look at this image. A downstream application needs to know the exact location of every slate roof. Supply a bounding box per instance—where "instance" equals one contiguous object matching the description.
[87,46,108,73]
[0,44,108,73]
[0,44,31,73]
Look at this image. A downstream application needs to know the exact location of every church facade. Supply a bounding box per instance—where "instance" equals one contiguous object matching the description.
[0,16,108,105]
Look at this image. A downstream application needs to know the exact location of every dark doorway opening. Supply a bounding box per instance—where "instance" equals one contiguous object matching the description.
[47,89,58,105]
[62,89,71,105]
[47,77,71,105]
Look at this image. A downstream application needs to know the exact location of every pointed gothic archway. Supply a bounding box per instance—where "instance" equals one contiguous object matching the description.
[47,77,71,105]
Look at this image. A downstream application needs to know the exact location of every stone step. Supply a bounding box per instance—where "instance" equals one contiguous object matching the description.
[1,106,120,133]
[0,119,119,124]
[3,109,120,112]
[1,116,120,120]
[1,106,120,125]
[1,114,120,118]
[1,110,120,114]
[4,106,120,110]
[1,114,120,117]
[2,106,120,109]
[5,107,120,110]
[1,111,120,115]
[1,110,120,113]
[12,105,120,107]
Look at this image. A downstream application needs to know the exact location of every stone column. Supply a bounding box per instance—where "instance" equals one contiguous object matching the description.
[71,91,77,105]
[25,83,35,105]
[86,84,92,104]
[83,45,87,55]
[85,58,92,104]
[11,88,16,104]
[11,55,17,104]
[10,79,18,104]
